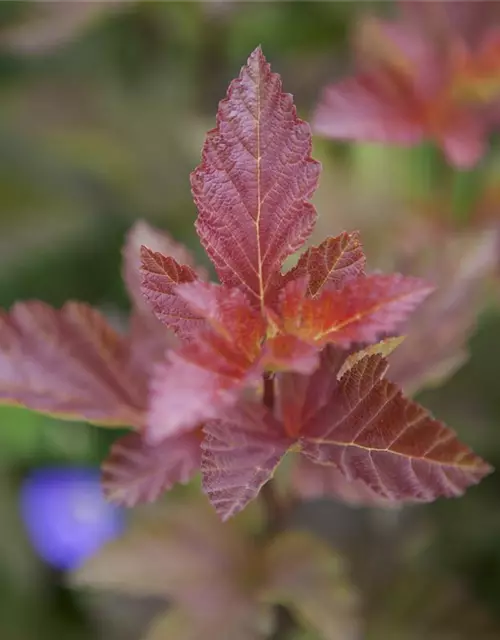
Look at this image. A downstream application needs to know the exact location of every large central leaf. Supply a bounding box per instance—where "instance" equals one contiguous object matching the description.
[192,47,320,309]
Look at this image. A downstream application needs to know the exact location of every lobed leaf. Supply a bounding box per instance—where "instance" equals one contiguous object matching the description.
[202,403,293,520]
[278,274,433,348]
[123,220,203,317]
[140,246,205,341]
[192,46,320,309]
[0,302,146,427]
[102,430,202,507]
[283,231,366,297]
[301,355,492,503]
[263,531,359,640]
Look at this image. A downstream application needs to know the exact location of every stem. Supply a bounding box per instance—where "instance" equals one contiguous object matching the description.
[261,373,298,639]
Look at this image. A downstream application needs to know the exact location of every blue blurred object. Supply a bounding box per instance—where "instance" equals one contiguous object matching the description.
[20,467,126,571]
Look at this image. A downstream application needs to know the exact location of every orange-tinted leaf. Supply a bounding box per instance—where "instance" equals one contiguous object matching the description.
[202,404,293,520]
[301,355,492,503]
[140,246,204,341]
[337,336,405,379]
[146,285,266,443]
[102,430,202,507]
[192,47,320,309]
[0,302,146,427]
[279,274,432,347]
[263,531,359,640]
[176,281,265,361]
[260,335,320,375]
[284,231,366,296]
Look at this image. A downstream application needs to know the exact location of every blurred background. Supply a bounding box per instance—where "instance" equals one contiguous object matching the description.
[1,1,500,638]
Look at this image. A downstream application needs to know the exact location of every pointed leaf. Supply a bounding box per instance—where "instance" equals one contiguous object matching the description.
[140,246,205,341]
[146,285,266,443]
[301,355,492,503]
[102,430,202,507]
[279,274,433,347]
[123,220,205,316]
[192,46,320,308]
[284,232,366,296]
[337,336,405,379]
[0,302,146,427]
[202,404,293,520]
[263,531,359,640]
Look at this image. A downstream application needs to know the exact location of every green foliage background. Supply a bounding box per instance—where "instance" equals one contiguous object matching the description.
[1,2,500,638]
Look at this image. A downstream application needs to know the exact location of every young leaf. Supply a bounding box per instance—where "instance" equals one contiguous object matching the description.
[123,220,204,317]
[192,46,321,309]
[140,246,205,341]
[202,404,293,521]
[102,430,202,507]
[337,336,405,380]
[0,302,146,427]
[146,284,266,443]
[283,231,366,297]
[278,274,433,347]
[301,355,492,502]
[263,531,359,640]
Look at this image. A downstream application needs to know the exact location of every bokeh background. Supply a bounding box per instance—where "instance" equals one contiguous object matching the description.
[1,2,500,638]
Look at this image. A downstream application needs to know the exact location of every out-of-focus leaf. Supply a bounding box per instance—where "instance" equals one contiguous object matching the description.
[262,530,359,640]
[0,1,121,55]
[74,501,268,638]
[388,230,497,394]
[277,274,432,347]
[283,231,366,297]
[102,430,202,507]
[145,606,272,640]
[300,354,492,503]
[0,302,147,427]
[192,46,320,308]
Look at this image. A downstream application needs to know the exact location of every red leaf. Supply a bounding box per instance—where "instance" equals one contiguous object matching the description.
[388,231,497,394]
[313,9,498,168]
[192,46,320,309]
[123,220,204,316]
[146,284,266,443]
[202,404,292,520]
[283,231,366,296]
[0,302,146,427]
[300,355,492,502]
[260,335,320,375]
[291,456,395,508]
[278,274,433,347]
[140,246,205,341]
[102,430,202,507]
[313,72,426,147]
